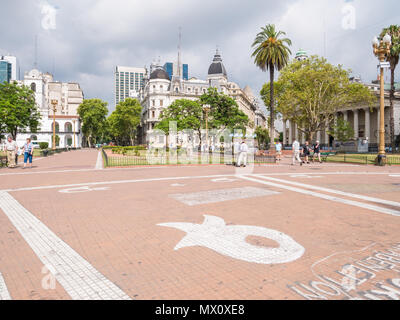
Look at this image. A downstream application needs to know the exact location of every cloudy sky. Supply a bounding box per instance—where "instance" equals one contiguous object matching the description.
[1,0,399,118]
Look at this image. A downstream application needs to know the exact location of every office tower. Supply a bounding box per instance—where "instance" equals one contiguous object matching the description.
[115,66,146,105]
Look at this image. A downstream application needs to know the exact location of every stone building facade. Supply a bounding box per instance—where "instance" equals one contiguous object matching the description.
[139,50,266,145]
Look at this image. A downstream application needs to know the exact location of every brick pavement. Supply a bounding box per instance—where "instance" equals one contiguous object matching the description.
[0,149,400,300]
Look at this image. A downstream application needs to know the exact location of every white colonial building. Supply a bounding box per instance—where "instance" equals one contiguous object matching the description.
[15,69,84,149]
[139,50,266,145]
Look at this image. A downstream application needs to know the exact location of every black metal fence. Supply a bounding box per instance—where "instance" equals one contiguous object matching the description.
[102,150,276,167]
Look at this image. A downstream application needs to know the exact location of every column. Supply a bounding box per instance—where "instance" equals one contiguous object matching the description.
[288,120,293,144]
[343,110,348,122]
[353,109,359,139]
[283,119,287,145]
[317,130,321,143]
[325,119,329,146]
[294,123,299,141]
[364,108,370,140]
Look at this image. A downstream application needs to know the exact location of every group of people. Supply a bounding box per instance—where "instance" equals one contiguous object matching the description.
[291,139,322,166]
[2,136,34,169]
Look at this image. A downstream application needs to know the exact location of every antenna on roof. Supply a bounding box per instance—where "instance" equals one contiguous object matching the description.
[177,26,182,78]
[34,35,38,69]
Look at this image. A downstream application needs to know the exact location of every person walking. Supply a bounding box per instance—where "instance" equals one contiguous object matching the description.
[237,140,248,167]
[292,139,302,166]
[22,138,34,169]
[275,140,283,162]
[302,141,311,164]
[313,140,322,163]
[5,135,18,168]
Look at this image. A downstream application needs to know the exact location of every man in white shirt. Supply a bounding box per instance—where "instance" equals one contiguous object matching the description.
[237,140,249,167]
[5,136,18,168]
[292,139,302,166]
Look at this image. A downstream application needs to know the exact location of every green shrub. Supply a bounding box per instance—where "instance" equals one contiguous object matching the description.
[39,142,49,150]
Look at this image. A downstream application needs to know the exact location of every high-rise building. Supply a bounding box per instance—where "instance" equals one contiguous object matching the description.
[163,62,189,80]
[0,60,12,83]
[115,66,146,105]
[0,55,18,81]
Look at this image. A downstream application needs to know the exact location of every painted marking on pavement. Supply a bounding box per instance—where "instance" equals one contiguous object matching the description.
[389,175,400,177]
[0,272,11,300]
[2,174,234,193]
[158,215,304,264]
[290,175,322,179]
[0,191,131,300]
[169,187,279,206]
[95,151,103,170]
[237,175,400,217]
[171,183,186,187]
[211,178,238,183]
[252,175,400,209]
[59,186,110,194]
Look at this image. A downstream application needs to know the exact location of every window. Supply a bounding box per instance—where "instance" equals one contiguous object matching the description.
[160,100,163,107]
[152,100,155,107]
[152,110,155,118]
[31,83,36,92]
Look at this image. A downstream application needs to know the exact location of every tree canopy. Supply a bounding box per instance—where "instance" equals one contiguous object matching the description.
[272,55,377,141]
[77,99,108,147]
[199,88,249,132]
[108,98,142,146]
[0,81,41,140]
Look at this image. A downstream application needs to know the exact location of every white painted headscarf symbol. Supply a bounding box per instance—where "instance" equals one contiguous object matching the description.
[158,215,305,264]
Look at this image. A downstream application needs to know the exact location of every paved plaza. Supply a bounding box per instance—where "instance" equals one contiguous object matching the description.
[1,149,400,300]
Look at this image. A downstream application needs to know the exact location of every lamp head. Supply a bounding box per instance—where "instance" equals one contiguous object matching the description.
[372,36,379,47]
[383,34,392,45]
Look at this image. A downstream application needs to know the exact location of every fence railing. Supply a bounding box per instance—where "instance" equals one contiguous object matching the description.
[325,154,400,165]
[102,151,276,167]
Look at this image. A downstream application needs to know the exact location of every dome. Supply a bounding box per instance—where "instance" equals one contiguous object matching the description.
[208,49,227,77]
[150,68,170,80]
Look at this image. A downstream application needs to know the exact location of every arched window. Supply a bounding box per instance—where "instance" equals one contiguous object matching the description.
[30,135,38,141]
[31,83,36,92]
[52,122,60,133]
[65,122,73,133]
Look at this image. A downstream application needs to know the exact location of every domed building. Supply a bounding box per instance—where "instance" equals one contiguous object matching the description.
[139,49,265,145]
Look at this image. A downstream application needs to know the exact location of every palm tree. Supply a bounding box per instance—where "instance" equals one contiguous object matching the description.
[252,24,292,141]
[380,25,400,151]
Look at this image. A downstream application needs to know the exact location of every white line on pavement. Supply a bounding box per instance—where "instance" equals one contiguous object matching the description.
[252,175,400,209]
[0,272,11,300]
[0,191,131,300]
[237,175,400,217]
[95,151,103,170]
[1,174,234,193]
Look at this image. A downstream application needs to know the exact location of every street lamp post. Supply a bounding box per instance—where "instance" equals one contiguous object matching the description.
[372,34,391,166]
[51,99,58,151]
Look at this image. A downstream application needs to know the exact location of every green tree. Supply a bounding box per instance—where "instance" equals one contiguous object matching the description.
[327,118,354,143]
[156,99,203,134]
[77,99,108,147]
[199,88,249,132]
[274,56,377,141]
[108,98,142,146]
[0,81,41,140]
[380,25,400,151]
[255,126,270,150]
[252,24,292,140]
